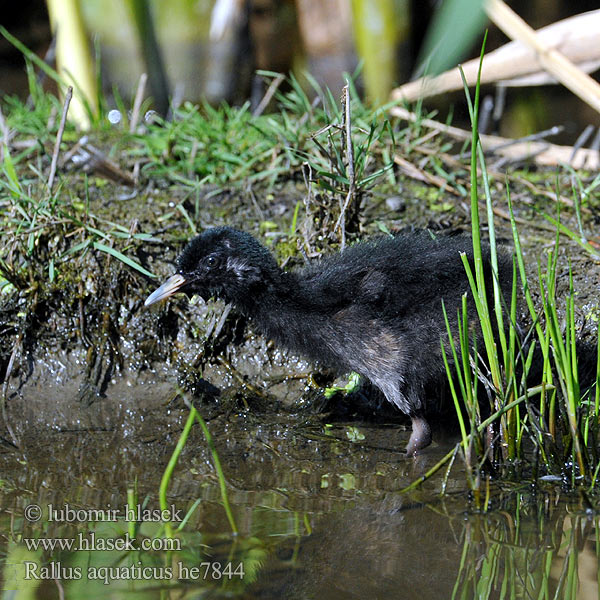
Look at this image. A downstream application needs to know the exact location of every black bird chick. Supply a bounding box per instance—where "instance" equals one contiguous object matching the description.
[145,227,512,455]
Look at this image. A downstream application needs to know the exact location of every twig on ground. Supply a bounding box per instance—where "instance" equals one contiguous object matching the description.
[130,72,148,134]
[48,85,73,192]
[334,85,356,249]
[2,334,22,448]
[253,73,285,118]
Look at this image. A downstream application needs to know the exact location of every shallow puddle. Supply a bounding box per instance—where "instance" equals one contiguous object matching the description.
[0,384,598,599]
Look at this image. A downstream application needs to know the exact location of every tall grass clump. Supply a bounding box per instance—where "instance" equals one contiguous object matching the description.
[438,36,600,499]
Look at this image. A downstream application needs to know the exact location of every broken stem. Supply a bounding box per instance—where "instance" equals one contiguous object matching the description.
[48,85,73,192]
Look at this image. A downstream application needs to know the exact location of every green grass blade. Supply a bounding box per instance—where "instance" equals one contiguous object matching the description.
[92,241,156,278]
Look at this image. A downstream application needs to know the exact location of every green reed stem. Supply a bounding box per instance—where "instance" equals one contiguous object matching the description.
[191,405,238,535]
[159,395,238,538]
[159,407,196,538]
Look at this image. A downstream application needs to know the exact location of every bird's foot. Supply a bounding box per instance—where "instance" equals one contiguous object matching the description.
[405,415,432,456]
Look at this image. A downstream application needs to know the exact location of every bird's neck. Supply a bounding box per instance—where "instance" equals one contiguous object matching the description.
[233,271,318,355]
[232,269,292,319]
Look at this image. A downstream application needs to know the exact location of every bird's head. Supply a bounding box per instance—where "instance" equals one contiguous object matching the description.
[145,227,279,307]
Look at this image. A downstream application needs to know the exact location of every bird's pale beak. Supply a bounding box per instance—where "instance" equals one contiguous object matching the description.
[144,273,188,307]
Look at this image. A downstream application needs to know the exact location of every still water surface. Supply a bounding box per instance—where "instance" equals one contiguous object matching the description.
[0,395,597,599]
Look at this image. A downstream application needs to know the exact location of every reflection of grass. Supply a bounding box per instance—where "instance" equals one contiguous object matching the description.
[159,391,238,537]
[0,521,266,595]
[452,508,599,599]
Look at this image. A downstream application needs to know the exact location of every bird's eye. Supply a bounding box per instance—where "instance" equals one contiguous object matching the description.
[206,256,218,268]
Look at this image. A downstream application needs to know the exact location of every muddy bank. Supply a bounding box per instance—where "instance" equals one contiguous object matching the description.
[1,175,598,448]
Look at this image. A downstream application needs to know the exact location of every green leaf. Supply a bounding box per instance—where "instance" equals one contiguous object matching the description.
[416,0,487,76]
[92,241,155,278]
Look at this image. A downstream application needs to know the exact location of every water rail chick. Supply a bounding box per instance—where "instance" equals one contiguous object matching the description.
[146,227,512,455]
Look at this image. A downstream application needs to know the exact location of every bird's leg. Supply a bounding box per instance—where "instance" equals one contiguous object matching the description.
[405,413,432,456]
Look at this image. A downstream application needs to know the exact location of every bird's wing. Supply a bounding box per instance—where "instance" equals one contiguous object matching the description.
[296,261,413,313]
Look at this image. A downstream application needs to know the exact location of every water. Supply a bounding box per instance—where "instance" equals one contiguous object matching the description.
[0,395,597,599]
